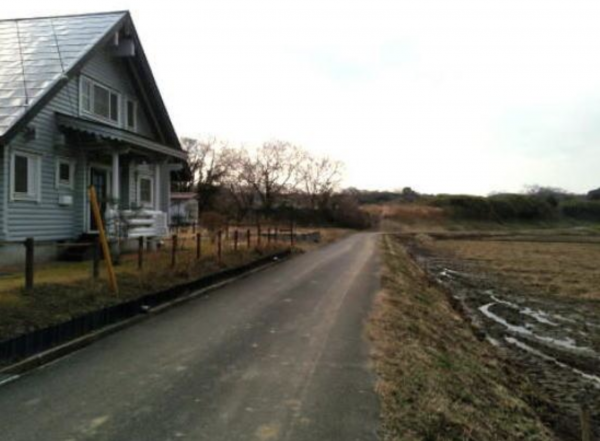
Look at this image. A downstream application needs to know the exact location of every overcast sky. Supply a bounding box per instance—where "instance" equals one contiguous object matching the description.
[2,0,600,194]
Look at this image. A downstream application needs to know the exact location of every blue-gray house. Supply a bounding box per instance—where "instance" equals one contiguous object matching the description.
[0,11,186,262]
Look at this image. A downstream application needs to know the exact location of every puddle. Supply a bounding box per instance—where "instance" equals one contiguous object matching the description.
[505,336,600,387]
[408,240,600,439]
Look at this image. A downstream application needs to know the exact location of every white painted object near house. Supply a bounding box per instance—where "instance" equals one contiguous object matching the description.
[106,209,169,239]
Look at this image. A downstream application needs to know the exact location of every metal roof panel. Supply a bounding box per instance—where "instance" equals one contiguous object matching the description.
[0,11,126,137]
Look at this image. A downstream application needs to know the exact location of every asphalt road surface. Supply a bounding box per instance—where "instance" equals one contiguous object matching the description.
[0,233,381,441]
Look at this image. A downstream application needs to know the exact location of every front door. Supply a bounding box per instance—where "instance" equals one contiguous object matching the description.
[89,167,109,232]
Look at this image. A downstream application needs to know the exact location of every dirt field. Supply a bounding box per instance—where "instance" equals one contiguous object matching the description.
[405,232,600,440]
[371,235,553,440]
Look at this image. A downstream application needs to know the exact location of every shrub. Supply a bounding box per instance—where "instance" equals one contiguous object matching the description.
[489,194,555,221]
[430,194,556,222]
[561,200,600,221]
[430,195,494,220]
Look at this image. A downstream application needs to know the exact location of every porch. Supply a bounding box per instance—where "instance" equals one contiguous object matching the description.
[57,113,186,240]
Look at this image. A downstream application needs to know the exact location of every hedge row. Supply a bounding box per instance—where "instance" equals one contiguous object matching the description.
[430,194,556,222]
[430,194,600,223]
[561,200,600,221]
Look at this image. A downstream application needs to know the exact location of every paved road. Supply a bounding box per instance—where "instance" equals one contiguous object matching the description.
[0,233,381,441]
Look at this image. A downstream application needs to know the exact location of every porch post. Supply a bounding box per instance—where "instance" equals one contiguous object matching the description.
[112,151,120,206]
[154,163,161,211]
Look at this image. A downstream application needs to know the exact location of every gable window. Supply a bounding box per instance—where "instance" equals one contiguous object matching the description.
[11,151,41,202]
[125,98,137,131]
[138,176,154,207]
[80,77,120,125]
[56,158,75,189]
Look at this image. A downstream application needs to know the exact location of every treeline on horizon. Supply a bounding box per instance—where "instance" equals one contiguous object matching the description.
[349,186,600,223]
[173,135,599,228]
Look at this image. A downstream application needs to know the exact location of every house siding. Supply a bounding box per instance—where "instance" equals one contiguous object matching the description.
[6,79,85,242]
[0,146,6,241]
[81,46,158,141]
[1,41,178,243]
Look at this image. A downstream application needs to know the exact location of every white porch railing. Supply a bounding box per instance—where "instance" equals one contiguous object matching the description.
[106,209,169,239]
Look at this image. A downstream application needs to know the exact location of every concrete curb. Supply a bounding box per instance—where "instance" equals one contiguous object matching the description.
[0,253,291,382]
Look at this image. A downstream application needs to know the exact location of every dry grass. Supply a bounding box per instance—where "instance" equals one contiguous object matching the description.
[365,203,449,233]
[294,227,354,252]
[432,239,600,300]
[370,235,555,440]
[0,242,287,342]
[0,227,351,342]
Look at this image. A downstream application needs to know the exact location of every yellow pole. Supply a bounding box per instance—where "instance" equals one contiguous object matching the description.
[88,185,118,295]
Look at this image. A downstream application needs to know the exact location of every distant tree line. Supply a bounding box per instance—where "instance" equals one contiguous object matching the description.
[172,137,371,229]
[347,185,600,223]
[429,186,600,222]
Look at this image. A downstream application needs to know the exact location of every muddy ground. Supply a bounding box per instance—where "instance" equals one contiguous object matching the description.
[404,235,600,440]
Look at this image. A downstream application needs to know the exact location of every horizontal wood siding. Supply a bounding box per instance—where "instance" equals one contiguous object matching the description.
[0,147,5,241]
[81,47,158,141]
[6,80,85,242]
[161,165,170,213]
[3,44,175,242]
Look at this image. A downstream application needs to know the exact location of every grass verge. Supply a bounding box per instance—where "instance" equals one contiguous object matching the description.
[0,244,288,342]
[369,234,555,440]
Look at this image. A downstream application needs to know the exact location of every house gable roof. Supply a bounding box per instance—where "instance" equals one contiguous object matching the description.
[0,11,182,151]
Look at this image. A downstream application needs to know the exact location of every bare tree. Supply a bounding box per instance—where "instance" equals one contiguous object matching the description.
[239,140,305,212]
[298,155,344,211]
[180,137,235,215]
[220,148,257,221]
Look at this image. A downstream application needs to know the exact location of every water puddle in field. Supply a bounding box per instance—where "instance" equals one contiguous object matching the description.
[407,239,600,439]
[504,336,600,387]
[479,302,592,353]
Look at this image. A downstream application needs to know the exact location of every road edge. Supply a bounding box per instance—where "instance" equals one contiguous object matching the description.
[0,253,292,382]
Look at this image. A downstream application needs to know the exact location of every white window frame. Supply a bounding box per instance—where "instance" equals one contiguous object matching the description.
[125,97,137,132]
[137,175,154,208]
[10,150,42,202]
[55,157,76,190]
[79,76,122,127]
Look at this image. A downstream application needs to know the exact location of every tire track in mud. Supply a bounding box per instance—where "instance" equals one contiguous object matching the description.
[404,238,600,441]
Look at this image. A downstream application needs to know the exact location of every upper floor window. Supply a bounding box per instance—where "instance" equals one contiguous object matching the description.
[80,77,120,126]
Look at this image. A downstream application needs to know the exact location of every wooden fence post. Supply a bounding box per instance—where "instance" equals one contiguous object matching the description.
[24,237,34,291]
[267,228,272,245]
[290,220,294,248]
[257,223,261,248]
[138,236,144,270]
[274,228,278,243]
[92,238,100,280]
[196,232,201,259]
[247,229,251,249]
[234,230,239,251]
[171,234,178,268]
[217,230,223,264]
